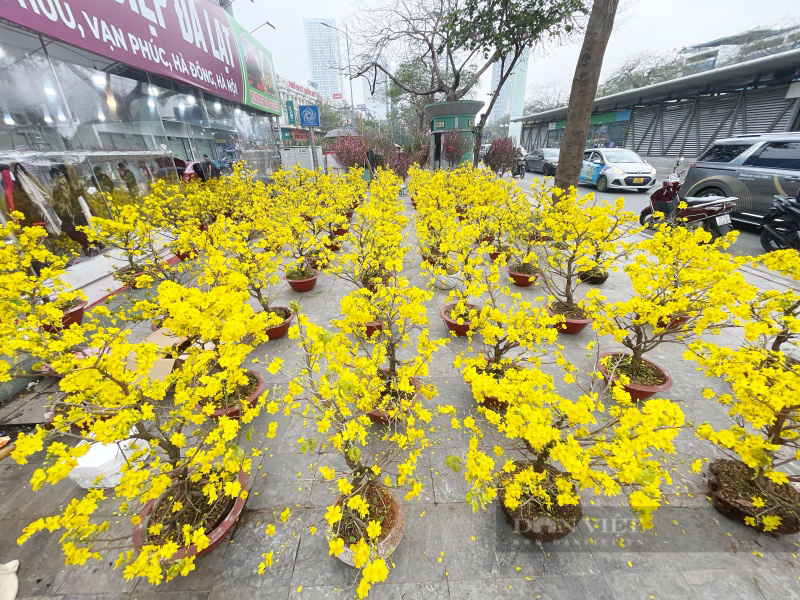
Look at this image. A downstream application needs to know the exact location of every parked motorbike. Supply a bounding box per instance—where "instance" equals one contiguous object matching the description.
[760,191,800,251]
[639,157,736,240]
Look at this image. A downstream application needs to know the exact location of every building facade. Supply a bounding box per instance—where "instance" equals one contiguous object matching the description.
[276,75,319,144]
[681,25,800,76]
[487,48,530,141]
[304,19,343,101]
[516,49,800,160]
[0,1,282,256]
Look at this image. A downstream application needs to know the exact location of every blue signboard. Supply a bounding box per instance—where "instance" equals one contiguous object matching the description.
[298,105,320,127]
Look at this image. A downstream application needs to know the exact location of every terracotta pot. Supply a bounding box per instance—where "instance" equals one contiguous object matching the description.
[507,266,538,287]
[133,469,249,559]
[324,241,341,252]
[468,380,508,411]
[286,270,319,292]
[478,235,495,244]
[42,301,87,334]
[545,305,593,335]
[266,308,294,340]
[330,488,406,566]
[498,466,581,542]
[578,270,609,285]
[367,372,421,425]
[656,314,691,330]
[596,352,673,402]
[175,249,192,261]
[333,227,348,237]
[364,320,383,337]
[198,370,265,419]
[440,303,478,337]
[345,209,354,221]
[707,459,800,536]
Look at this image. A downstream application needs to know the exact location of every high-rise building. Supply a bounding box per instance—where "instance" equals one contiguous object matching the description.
[304,19,343,100]
[487,48,530,142]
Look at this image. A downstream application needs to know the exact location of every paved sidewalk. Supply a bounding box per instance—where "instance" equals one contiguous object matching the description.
[1,195,798,600]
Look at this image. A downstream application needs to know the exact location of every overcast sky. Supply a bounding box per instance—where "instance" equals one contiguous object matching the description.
[231,0,799,106]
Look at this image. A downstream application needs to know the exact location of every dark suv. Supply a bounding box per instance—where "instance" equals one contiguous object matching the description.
[681,133,800,224]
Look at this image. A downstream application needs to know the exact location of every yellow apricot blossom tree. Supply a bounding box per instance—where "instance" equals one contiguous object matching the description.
[686,249,800,534]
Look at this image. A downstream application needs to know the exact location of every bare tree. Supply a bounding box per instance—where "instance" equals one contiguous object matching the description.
[353,0,585,167]
[554,0,620,192]
[597,51,683,96]
[524,79,571,115]
[352,0,491,102]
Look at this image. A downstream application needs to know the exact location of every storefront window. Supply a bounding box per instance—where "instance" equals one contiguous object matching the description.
[0,25,71,153]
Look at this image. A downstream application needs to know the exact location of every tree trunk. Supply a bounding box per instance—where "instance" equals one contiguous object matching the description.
[553,0,620,192]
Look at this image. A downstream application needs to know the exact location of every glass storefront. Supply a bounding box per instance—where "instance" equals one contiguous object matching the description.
[0,21,280,257]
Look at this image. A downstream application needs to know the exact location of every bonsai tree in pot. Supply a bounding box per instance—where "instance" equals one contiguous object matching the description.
[332,169,407,291]
[277,169,340,292]
[686,249,800,535]
[269,311,442,597]
[0,217,89,379]
[197,215,293,340]
[586,225,749,401]
[90,203,183,289]
[537,187,638,334]
[333,276,445,423]
[455,257,561,410]
[454,357,685,539]
[10,274,279,584]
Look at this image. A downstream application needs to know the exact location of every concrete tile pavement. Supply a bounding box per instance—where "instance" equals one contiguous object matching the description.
[2,193,799,600]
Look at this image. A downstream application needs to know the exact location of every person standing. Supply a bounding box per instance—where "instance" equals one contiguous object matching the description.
[202,154,213,179]
[92,166,115,194]
[117,162,138,196]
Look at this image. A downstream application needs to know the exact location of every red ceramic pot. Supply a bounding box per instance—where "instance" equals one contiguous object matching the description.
[367,373,421,425]
[546,305,593,335]
[43,301,87,334]
[333,227,348,237]
[198,370,265,419]
[596,352,673,402]
[286,270,319,292]
[175,249,192,261]
[656,314,691,330]
[324,241,341,252]
[469,381,508,411]
[133,469,249,560]
[440,303,478,337]
[266,308,294,340]
[507,266,538,287]
[365,320,383,337]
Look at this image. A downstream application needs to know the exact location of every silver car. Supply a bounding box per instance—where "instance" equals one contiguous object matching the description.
[681,133,800,224]
[579,148,658,193]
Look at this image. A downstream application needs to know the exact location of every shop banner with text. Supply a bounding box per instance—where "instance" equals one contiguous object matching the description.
[3,0,281,115]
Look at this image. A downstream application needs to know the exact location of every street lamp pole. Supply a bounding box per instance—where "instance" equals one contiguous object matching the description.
[321,22,355,127]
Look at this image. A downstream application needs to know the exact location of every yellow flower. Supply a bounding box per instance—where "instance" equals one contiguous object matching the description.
[366,520,381,539]
[325,504,343,526]
[328,537,345,556]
